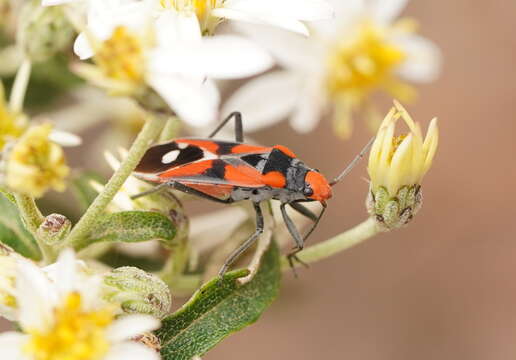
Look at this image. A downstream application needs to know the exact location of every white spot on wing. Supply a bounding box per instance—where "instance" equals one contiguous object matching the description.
[202,151,218,160]
[177,142,188,149]
[162,150,180,164]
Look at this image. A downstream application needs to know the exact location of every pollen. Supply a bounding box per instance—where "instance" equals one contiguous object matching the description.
[24,292,115,360]
[95,26,145,84]
[326,21,410,101]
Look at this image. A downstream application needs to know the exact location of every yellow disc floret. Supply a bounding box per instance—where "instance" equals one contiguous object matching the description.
[327,21,410,102]
[25,292,115,360]
[95,26,146,85]
[5,123,70,198]
[0,83,26,151]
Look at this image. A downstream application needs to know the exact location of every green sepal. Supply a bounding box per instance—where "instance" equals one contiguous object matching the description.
[77,210,177,251]
[157,240,281,360]
[0,195,41,259]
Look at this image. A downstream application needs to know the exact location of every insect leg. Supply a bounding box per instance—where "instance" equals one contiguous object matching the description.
[280,203,304,250]
[130,182,170,200]
[289,202,318,222]
[218,202,264,276]
[300,201,327,242]
[209,112,243,143]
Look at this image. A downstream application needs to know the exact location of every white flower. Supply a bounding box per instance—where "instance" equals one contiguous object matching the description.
[149,0,334,36]
[71,0,273,126]
[224,0,441,137]
[0,249,161,360]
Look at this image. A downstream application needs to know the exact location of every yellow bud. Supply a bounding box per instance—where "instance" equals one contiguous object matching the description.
[366,101,438,230]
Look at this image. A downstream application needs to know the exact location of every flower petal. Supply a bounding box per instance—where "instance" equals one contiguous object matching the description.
[108,315,160,342]
[154,11,202,47]
[41,0,77,5]
[198,36,273,78]
[212,8,310,35]
[230,22,321,71]
[48,130,82,147]
[16,259,57,331]
[147,74,220,127]
[73,32,94,60]
[0,332,29,360]
[368,0,409,24]
[290,76,325,133]
[222,0,334,21]
[105,342,160,360]
[394,35,442,83]
[223,71,300,132]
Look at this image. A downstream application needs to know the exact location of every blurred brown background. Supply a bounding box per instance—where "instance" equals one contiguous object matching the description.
[3,1,516,359]
[208,1,516,359]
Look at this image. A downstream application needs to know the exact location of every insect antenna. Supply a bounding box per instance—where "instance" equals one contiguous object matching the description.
[329,137,375,186]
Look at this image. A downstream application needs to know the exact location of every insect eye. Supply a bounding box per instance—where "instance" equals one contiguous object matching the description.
[303,185,314,197]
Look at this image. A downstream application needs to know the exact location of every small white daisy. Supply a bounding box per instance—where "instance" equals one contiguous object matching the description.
[0,249,161,360]
[70,0,273,127]
[224,0,441,138]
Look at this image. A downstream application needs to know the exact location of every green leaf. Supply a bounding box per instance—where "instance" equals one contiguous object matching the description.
[157,240,281,360]
[71,171,106,213]
[78,210,177,250]
[0,195,41,259]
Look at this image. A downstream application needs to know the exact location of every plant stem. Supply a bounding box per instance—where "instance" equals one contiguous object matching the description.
[280,217,380,271]
[159,116,180,142]
[64,113,166,248]
[14,193,55,263]
[9,58,31,113]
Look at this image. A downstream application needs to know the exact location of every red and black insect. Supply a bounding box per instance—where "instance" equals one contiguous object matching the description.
[133,112,372,276]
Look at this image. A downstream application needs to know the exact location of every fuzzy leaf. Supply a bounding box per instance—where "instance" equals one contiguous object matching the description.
[0,195,41,259]
[157,240,281,360]
[78,211,177,250]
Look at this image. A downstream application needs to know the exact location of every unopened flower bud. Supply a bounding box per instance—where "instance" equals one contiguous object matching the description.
[367,101,438,230]
[103,266,171,319]
[17,0,74,62]
[37,213,71,245]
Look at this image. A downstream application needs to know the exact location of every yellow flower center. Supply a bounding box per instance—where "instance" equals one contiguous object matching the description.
[25,293,115,360]
[326,20,409,101]
[95,26,145,84]
[159,0,221,34]
[0,88,26,150]
[6,123,70,198]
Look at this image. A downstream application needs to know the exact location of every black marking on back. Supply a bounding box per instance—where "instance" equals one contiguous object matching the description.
[216,142,238,155]
[203,159,226,179]
[135,142,204,174]
[241,153,268,168]
[262,148,293,175]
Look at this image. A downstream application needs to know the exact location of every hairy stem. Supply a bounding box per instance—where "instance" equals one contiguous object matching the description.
[64,113,166,248]
[14,193,54,262]
[9,58,32,113]
[281,217,379,270]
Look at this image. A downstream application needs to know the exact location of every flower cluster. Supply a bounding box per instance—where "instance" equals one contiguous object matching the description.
[0,0,442,359]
